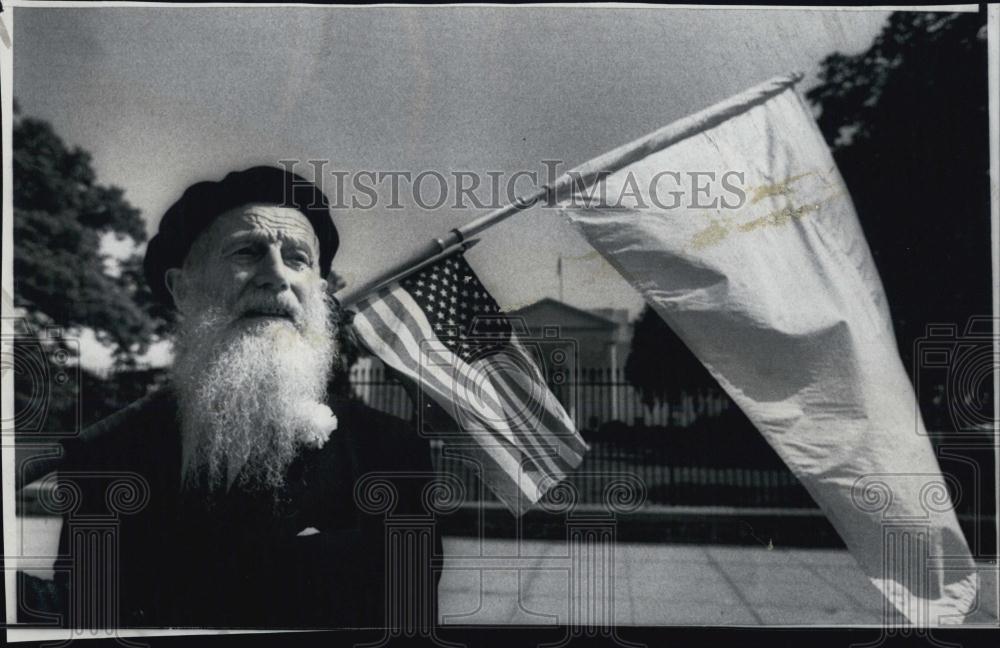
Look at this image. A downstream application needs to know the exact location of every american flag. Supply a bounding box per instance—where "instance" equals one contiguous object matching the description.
[351,251,589,514]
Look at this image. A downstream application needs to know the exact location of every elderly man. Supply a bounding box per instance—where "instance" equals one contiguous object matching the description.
[46,166,440,629]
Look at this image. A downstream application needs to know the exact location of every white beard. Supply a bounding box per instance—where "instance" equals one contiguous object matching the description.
[171,289,339,496]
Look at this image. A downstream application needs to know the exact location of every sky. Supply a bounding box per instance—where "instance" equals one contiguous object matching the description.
[12,5,895,366]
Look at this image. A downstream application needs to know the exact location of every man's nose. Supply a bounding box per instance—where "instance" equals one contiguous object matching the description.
[252,245,291,291]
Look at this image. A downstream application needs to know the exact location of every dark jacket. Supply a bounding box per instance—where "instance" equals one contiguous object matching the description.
[52,388,441,629]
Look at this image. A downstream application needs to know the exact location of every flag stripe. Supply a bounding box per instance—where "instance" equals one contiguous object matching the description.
[353,289,549,501]
[352,252,589,514]
[485,359,581,476]
[356,292,515,448]
[484,368,572,479]
[352,303,542,504]
[494,341,590,458]
[376,288,520,440]
[376,289,559,491]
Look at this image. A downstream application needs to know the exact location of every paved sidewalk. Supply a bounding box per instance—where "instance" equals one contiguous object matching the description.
[438,537,999,626]
[14,517,998,627]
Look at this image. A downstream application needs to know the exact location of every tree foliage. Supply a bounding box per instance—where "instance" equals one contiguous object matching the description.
[625,11,990,413]
[805,12,990,372]
[12,106,173,437]
[13,106,170,364]
[624,306,721,407]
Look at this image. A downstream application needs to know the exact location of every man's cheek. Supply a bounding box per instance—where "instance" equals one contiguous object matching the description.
[208,289,240,321]
[230,268,255,288]
[226,272,257,304]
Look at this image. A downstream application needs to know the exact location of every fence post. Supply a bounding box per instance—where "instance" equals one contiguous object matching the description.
[610,366,620,422]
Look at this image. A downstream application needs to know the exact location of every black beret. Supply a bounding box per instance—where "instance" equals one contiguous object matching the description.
[143,165,339,306]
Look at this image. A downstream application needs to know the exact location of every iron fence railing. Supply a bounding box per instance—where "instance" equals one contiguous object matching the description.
[347,361,731,430]
[429,440,818,510]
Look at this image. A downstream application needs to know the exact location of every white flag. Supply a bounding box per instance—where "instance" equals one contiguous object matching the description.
[560,75,978,625]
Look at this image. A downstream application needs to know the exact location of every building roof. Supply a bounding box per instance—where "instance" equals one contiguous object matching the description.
[507,298,623,331]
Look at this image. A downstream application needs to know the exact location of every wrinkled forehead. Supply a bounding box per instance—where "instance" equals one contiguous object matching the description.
[189,204,320,260]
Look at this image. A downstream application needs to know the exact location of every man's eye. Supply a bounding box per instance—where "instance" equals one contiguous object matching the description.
[232,247,258,259]
[286,254,311,268]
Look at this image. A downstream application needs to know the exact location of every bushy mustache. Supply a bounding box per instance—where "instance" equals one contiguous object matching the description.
[232,291,305,327]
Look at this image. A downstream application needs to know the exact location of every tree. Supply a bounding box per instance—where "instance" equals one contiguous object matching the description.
[12,105,169,433]
[624,305,722,408]
[806,12,990,373]
[13,105,169,362]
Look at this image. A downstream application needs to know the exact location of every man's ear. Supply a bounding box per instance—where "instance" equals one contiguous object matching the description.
[164,268,188,313]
